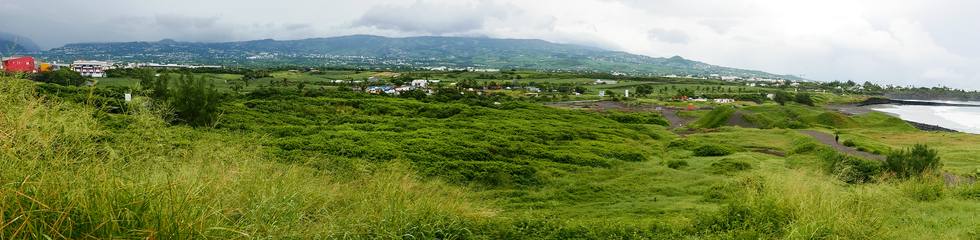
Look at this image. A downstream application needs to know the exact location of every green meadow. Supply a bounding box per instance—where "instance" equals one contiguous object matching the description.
[1,72,978,239]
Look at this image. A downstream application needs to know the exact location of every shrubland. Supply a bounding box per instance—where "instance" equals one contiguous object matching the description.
[2,74,979,239]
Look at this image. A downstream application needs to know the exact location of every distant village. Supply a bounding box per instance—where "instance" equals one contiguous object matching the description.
[3,55,809,104]
[0,55,220,77]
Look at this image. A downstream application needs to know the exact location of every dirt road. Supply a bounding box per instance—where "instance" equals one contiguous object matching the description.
[798,130,886,161]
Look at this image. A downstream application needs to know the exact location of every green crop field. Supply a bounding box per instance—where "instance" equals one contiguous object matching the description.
[2,71,979,239]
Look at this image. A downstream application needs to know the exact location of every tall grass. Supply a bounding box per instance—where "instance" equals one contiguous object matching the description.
[0,78,491,238]
[694,171,903,239]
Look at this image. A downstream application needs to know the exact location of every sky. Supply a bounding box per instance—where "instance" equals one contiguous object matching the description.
[1,0,979,89]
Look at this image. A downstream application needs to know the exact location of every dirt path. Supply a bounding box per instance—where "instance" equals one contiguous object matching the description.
[660,109,693,129]
[798,130,886,161]
[724,110,758,128]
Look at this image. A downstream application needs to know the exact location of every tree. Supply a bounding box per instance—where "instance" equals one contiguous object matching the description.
[635,84,654,97]
[145,73,172,102]
[604,90,617,98]
[172,74,221,127]
[794,92,815,106]
[36,69,87,86]
[675,88,694,99]
[773,91,792,105]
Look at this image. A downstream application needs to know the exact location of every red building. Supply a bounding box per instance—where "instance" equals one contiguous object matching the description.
[2,56,36,73]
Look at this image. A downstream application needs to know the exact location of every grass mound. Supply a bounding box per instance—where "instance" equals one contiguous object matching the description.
[694,106,735,128]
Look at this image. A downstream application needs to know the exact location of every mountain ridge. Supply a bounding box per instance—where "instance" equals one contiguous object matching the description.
[41,35,801,80]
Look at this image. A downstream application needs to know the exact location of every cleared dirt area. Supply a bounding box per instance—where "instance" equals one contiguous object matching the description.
[546,101,698,129]
[724,111,758,128]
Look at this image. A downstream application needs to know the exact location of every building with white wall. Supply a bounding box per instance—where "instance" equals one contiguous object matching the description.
[71,60,110,77]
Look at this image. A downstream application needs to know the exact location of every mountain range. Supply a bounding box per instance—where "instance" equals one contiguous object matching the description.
[0,32,42,55]
[39,35,800,80]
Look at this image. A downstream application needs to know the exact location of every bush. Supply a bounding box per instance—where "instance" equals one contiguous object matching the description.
[773,91,793,105]
[605,111,669,126]
[842,139,857,147]
[885,144,941,179]
[694,144,735,157]
[794,92,815,106]
[35,68,87,86]
[140,71,171,102]
[825,154,882,184]
[711,158,753,174]
[171,74,222,126]
[667,159,689,169]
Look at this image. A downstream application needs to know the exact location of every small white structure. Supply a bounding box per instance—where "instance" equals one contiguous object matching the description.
[411,80,430,88]
[714,98,735,104]
[624,90,630,98]
[594,79,618,85]
[766,93,776,100]
[71,60,110,78]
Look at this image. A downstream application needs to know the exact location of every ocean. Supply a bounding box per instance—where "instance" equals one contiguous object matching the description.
[870,100,980,134]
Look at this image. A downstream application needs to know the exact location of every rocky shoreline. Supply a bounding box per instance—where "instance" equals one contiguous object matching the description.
[905,120,959,133]
[827,104,961,133]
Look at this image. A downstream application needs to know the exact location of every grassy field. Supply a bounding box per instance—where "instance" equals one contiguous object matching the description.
[3,74,979,239]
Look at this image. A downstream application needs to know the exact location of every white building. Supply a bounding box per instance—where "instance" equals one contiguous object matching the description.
[71,60,110,78]
[714,98,735,104]
[411,79,430,88]
[594,79,618,85]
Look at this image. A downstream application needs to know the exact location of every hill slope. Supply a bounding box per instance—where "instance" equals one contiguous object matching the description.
[42,35,800,79]
[0,32,41,54]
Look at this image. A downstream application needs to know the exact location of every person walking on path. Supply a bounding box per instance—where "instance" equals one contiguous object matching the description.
[835,131,840,143]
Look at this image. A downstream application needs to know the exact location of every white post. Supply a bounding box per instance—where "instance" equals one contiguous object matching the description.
[625,90,630,98]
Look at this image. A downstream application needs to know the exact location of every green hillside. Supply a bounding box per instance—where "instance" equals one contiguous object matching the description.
[2,72,978,239]
[41,35,801,80]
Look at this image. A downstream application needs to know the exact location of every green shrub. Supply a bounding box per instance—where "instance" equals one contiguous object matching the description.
[710,158,753,174]
[171,74,222,126]
[605,111,669,126]
[842,139,857,147]
[694,144,735,157]
[794,92,815,106]
[885,144,941,179]
[668,138,699,150]
[824,154,882,184]
[667,159,689,169]
[35,68,88,86]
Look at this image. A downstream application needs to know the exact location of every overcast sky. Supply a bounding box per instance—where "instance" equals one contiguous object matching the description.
[2,0,979,89]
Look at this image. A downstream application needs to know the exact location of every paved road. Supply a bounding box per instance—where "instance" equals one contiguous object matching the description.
[798,130,886,161]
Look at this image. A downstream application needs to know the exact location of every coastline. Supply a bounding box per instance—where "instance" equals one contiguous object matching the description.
[827,104,961,133]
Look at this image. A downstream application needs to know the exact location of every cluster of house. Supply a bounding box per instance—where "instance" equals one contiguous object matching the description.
[2,55,227,78]
[366,79,440,94]
[674,95,737,104]
[425,66,500,72]
[1,56,111,77]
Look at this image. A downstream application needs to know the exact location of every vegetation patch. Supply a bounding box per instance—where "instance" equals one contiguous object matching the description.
[666,159,689,169]
[885,144,941,179]
[694,144,736,157]
[694,106,735,128]
[710,158,753,174]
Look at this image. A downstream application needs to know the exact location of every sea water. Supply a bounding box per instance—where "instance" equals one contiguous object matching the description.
[870,100,980,134]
